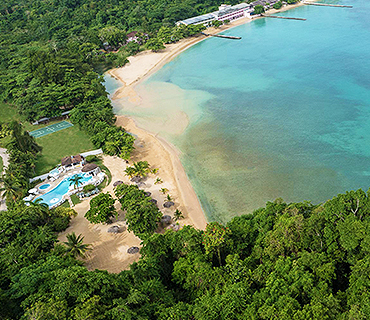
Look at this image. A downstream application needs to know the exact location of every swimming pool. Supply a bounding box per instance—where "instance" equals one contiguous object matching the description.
[35,173,93,207]
[39,184,50,190]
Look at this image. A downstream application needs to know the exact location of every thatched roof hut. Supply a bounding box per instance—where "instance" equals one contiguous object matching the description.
[113,181,123,187]
[61,156,72,166]
[72,154,84,164]
[82,163,98,172]
[127,246,140,254]
[163,201,175,208]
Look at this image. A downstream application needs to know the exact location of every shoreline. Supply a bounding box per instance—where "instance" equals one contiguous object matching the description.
[108,1,311,227]
[115,116,207,230]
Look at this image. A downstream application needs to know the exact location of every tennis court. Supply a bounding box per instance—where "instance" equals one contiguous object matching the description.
[29,121,74,138]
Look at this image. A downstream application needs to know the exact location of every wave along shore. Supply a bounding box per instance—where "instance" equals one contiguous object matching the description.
[108,1,312,226]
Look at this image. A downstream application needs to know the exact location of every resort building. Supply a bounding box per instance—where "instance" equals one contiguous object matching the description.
[176,3,253,27]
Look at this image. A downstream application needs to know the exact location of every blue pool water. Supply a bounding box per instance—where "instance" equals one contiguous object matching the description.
[35,173,93,207]
[111,0,370,223]
[39,184,50,190]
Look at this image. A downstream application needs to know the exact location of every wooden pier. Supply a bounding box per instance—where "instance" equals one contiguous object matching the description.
[201,32,241,40]
[261,14,306,21]
[303,2,353,8]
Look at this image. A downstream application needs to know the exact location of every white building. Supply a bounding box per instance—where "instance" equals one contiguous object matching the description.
[176,3,253,27]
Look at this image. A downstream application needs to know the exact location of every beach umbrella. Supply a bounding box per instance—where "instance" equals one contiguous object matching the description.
[161,215,172,224]
[113,180,123,187]
[163,201,175,208]
[130,176,141,183]
[107,225,121,233]
[127,246,140,254]
[28,188,38,194]
[137,182,146,188]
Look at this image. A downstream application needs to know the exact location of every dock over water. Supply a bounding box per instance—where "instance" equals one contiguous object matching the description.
[303,2,353,8]
[201,32,241,40]
[261,14,306,21]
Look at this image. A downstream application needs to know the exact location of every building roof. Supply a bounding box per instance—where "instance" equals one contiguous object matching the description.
[178,12,217,25]
[61,156,72,166]
[81,163,98,172]
[72,154,83,164]
[217,3,251,17]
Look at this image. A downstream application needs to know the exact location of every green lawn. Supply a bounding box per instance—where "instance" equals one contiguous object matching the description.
[35,126,94,175]
[0,102,96,176]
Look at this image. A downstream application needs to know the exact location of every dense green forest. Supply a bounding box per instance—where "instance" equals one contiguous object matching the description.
[1,189,370,319]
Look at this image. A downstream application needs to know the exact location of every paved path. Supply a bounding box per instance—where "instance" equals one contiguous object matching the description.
[0,147,9,172]
[0,147,9,211]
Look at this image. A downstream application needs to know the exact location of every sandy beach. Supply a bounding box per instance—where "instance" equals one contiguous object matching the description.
[108,2,309,229]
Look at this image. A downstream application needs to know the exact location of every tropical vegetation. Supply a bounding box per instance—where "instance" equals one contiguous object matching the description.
[1,189,370,319]
[115,183,162,238]
[85,192,116,224]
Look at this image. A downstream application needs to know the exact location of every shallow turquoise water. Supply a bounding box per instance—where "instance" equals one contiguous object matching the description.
[108,0,370,223]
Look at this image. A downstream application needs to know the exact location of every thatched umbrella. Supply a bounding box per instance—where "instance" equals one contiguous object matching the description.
[163,201,175,208]
[161,215,172,225]
[127,246,140,254]
[113,180,123,187]
[130,176,141,183]
[107,225,121,233]
[144,192,151,197]
[82,163,98,173]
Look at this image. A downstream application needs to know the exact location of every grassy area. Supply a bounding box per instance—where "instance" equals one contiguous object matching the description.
[35,126,94,175]
[70,194,81,206]
[0,102,94,175]
[0,156,3,173]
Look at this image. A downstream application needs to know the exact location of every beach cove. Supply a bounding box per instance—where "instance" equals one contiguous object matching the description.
[106,0,370,224]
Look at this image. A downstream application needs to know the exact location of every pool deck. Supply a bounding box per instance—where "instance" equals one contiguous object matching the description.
[33,167,105,208]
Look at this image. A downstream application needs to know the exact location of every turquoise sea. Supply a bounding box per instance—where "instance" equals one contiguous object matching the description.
[106,0,370,223]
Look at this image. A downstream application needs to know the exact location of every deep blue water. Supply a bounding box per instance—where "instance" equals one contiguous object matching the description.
[111,0,370,223]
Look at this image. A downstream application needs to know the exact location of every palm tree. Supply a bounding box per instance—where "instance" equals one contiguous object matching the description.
[174,209,184,221]
[0,175,22,203]
[154,178,163,185]
[160,188,169,194]
[124,166,136,179]
[132,161,150,178]
[69,175,83,189]
[166,194,172,201]
[63,232,91,258]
